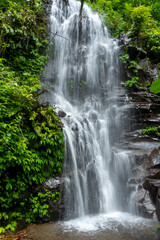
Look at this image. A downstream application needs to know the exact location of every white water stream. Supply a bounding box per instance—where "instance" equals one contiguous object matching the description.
[42,0,149,230]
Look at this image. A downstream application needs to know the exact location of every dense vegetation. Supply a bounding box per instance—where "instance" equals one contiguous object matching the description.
[142,126,160,138]
[88,0,160,61]
[0,0,160,234]
[0,0,64,233]
[88,0,160,92]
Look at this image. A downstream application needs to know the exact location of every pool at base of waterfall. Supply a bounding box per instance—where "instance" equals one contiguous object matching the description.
[26,212,156,240]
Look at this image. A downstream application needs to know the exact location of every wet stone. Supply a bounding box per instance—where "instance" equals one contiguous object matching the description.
[58,110,67,118]
[134,188,156,218]
[154,228,160,240]
[44,177,62,189]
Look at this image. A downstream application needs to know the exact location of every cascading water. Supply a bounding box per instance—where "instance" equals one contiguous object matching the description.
[43,0,135,220]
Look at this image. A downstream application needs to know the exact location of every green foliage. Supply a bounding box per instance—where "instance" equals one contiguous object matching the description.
[119,54,140,87]
[0,190,61,232]
[124,76,139,87]
[151,2,160,23]
[130,5,152,37]
[119,54,129,64]
[142,126,160,137]
[0,0,48,70]
[125,0,160,23]
[88,0,160,61]
[150,74,160,94]
[0,0,64,232]
[80,80,87,87]
[128,60,138,69]
[140,27,160,61]
[87,0,125,35]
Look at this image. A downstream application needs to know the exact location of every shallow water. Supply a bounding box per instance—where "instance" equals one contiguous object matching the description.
[26,212,156,240]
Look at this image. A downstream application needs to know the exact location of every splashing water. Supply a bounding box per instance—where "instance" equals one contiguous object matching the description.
[42,0,136,220]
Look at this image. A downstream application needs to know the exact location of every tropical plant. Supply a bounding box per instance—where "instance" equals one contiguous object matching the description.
[0,0,64,232]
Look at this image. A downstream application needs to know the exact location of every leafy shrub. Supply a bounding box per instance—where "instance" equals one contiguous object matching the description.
[0,61,64,232]
[140,28,160,61]
[0,0,64,232]
[119,54,129,64]
[124,76,139,87]
[130,5,151,38]
[142,126,160,137]
[88,0,160,61]
[119,55,140,88]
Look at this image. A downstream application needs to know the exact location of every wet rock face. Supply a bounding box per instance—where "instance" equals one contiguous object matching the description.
[135,188,156,219]
[119,32,147,60]
[44,177,62,189]
[43,0,53,17]
[154,228,160,240]
[43,0,53,40]
[127,46,147,60]
[143,179,160,221]
[36,177,65,222]
[150,149,160,168]
[104,82,159,220]
[45,177,65,221]
[119,32,160,89]
[123,87,160,220]
[118,33,160,219]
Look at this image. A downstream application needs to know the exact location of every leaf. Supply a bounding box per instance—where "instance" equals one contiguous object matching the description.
[150,75,160,94]
[0,227,5,234]
[6,182,12,190]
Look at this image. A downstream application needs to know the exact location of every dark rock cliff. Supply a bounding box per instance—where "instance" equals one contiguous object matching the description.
[119,33,160,221]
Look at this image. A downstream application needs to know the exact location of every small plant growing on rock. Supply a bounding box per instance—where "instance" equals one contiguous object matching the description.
[124,76,139,87]
[142,126,160,137]
[119,54,129,64]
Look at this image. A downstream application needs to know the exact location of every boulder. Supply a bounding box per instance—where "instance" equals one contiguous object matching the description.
[134,187,156,219]
[58,110,67,118]
[44,177,62,189]
[143,179,160,220]
[137,59,149,72]
[149,148,160,168]
[118,31,132,46]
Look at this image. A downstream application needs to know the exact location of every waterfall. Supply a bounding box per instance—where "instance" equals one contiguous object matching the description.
[42,0,135,220]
